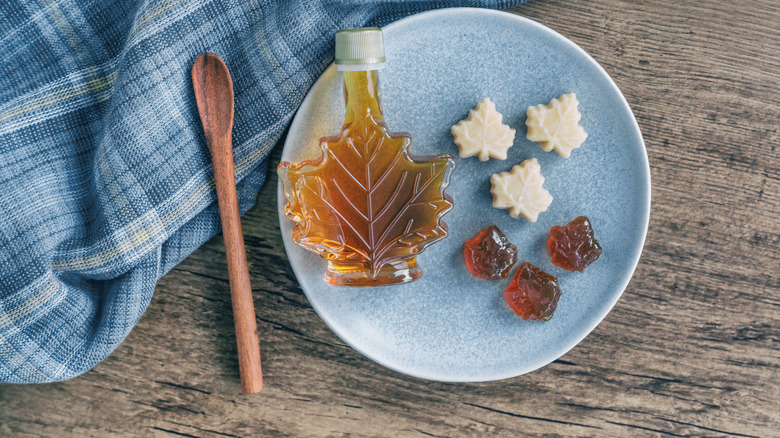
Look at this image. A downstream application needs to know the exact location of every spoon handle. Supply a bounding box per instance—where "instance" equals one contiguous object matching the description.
[192,53,263,394]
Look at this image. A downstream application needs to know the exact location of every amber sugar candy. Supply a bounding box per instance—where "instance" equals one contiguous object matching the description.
[548,216,602,272]
[464,225,518,280]
[504,262,562,321]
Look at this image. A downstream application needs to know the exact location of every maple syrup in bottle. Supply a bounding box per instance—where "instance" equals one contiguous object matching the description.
[278,28,455,286]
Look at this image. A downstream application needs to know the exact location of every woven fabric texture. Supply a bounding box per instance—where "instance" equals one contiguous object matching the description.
[0,0,521,383]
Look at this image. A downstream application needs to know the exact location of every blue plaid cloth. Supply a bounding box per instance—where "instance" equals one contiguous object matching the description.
[0,0,522,383]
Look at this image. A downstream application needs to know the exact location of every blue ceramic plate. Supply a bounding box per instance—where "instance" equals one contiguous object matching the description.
[278,8,650,382]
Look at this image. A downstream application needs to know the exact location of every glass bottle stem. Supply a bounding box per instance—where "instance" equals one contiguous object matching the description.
[343,70,384,124]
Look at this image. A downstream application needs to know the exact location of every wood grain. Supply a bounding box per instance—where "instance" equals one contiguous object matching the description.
[1,0,778,436]
[193,52,263,395]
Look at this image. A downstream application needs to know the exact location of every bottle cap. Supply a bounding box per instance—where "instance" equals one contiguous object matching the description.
[335,28,386,71]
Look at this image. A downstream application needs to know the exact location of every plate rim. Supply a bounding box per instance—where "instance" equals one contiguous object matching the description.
[276,7,651,382]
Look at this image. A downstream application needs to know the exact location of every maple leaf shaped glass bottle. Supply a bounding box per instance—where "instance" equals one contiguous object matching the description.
[278,28,455,286]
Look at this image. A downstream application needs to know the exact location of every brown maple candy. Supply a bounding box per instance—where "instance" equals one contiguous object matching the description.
[464,225,518,280]
[548,216,602,272]
[504,262,562,321]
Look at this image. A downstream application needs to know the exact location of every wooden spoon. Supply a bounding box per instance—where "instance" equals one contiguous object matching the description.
[192,52,263,394]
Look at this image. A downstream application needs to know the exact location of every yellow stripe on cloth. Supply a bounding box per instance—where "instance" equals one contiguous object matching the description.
[130,0,189,37]
[52,176,216,271]
[0,71,117,123]
[51,135,279,271]
[0,278,60,331]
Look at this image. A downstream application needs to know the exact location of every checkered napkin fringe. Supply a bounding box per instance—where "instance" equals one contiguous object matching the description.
[0,0,522,383]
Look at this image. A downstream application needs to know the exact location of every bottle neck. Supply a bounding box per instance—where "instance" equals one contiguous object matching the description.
[342,69,384,125]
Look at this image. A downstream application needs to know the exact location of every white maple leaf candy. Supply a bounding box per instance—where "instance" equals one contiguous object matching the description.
[526,93,587,158]
[490,158,553,222]
[451,98,516,161]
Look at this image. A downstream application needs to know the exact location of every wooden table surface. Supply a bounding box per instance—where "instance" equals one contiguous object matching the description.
[1,0,778,436]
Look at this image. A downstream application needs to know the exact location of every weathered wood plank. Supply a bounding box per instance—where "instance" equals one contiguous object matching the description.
[1,0,778,436]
